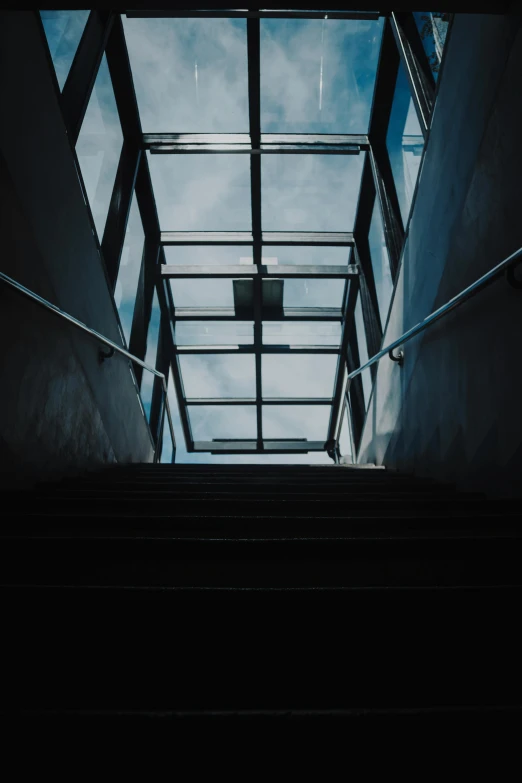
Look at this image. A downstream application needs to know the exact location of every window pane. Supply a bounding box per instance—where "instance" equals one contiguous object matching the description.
[170,279,235,308]
[263,355,337,398]
[413,12,451,81]
[386,63,425,227]
[180,354,256,398]
[368,200,393,331]
[262,154,364,231]
[164,246,253,266]
[188,405,257,440]
[114,194,144,346]
[354,294,372,409]
[263,405,330,441]
[177,322,254,346]
[76,54,124,241]
[40,10,90,90]
[141,290,161,422]
[338,407,352,458]
[283,279,345,309]
[123,16,249,133]
[148,153,251,231]
[263,322,341,347]
[261,246,350,266]
[260,18,383,133]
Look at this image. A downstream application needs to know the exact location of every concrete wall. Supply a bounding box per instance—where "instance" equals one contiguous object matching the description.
[358,14,522,496]
[0,11,154,486]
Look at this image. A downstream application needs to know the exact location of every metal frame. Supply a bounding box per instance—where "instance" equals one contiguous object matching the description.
[41,7,455,459]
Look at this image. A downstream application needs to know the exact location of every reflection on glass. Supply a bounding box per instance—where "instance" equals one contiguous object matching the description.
[413,12,451,80]
[338,407,352,458]
[263,322,341,346]
[262,154,364,231]
[141,290,161,422]
[114,194,144,346]
[260,17,383,133]
[354,294,372,409]
[386,63,425,227]
[164,246,253,266]
[188,405,257,440]
[40,11,90,90]
[283,279,345,309]
[263,405,330,441]
[368,200,393,331]
[263,354,337,398]
[261,246,350,266]
[123,16,249,133]
[180,354,256,398]
[177,321,254,346]
[148,153,251,231]
[76,54,123,241]
[170,279,235,308]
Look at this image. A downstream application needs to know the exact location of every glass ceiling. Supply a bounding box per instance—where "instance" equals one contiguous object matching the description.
[120,11,385,460]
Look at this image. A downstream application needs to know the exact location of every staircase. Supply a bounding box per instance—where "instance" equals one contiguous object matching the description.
[2,464,521,724]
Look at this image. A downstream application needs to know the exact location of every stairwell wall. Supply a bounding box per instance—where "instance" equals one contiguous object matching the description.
[0,11,154,486]
[358,13,522,496]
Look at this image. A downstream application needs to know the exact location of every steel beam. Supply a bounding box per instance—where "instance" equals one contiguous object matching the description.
[61,11,114,145]
[161,231,355,246]
[390,12,436,139]
[160,265,358,279]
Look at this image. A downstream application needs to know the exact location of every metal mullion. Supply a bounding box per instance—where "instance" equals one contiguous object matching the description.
[61,11,114,145]
[126,11,380,20]
[148,315,168,449]
[129,237,158,388]
[160,265,357,279]
[174,346,340,355]
[186,398,334,407]
[367,18,405,282]
[390,12,436,139]
[101,140,141,290]
[247,15,263,450]
[353,242,382,382]
[346,329,366,454]
[326,277,358,444]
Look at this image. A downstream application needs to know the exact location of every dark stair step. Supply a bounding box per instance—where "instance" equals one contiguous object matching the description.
[2,585,521,712]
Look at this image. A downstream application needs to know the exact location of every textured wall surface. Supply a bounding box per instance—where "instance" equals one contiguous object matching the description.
[358,14,522,496]
[0,12,154,486]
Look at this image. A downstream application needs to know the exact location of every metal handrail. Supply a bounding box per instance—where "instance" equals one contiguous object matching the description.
[0,269,176,463]
[346,246,522,383]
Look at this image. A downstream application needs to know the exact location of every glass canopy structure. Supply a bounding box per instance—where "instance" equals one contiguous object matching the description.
[40,9,451,462]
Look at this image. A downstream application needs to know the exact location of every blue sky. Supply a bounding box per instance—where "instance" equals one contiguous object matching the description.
[41,11,391,464]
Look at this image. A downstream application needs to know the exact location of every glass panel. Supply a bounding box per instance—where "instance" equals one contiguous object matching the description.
[170,279,234,308]
[180,354,256,398]
[262,154,364,231]
[283,279,345,309]
[114,194,144,346]
[188,405,257,440]
[122,16,249,133]
[40,10,90,90]
[164,246,253,266]
[413,12,451,81]
[263,355,337,398]
[140,290,161,422]
[354,295,372,409]
[368,200,393,331]
[76,54,124,241]
[338,407,352,459]
[260,17,384,133]
[263,406,330,441]
[177,321,254,346]
[386,63,425,227]
[263,322,341,346]
[148,153,251,231]
[261,246,350,266]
